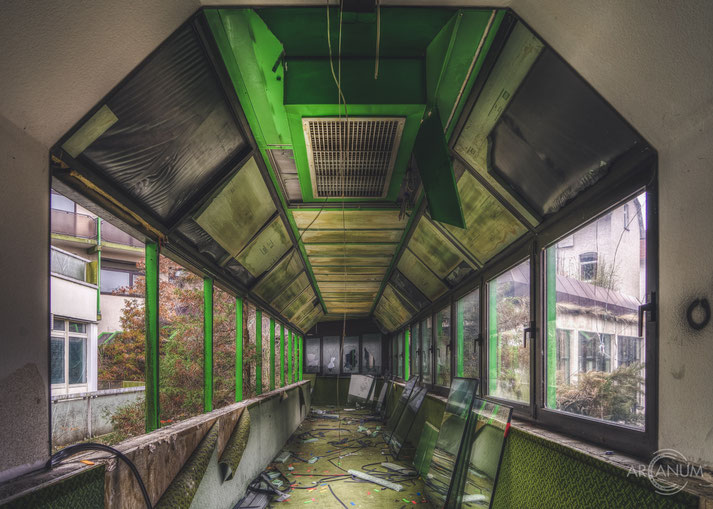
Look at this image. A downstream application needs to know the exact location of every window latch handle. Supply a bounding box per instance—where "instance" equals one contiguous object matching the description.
[638,292,657,337]
[523,322,535,347]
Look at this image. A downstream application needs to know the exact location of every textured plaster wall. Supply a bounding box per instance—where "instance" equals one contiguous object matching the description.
[0,115,50,482]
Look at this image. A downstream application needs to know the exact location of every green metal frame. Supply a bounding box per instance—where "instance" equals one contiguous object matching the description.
[290,331,296,383]
[96,218,102,318]
[144,242,160,432]
[546,246,557,408]
[456,298,465,377]
[404,329,410,380]
[488,283,498,395]
[298,336,303,381]
[203,277,214,413]
[280,325,286,387]
[236,297,244,401]
[256,308,263,395]
[270,317,276,391]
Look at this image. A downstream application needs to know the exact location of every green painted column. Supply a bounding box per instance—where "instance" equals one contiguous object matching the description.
[269,318,276,391]
[203,277,213,413]
[289,331,294,383]
[298,336,303,381]
[96,218,101,319]
[404,329,410,380]
[236,297,243,402]
[546,247,558,408]
[144,242,160,432]
[488,284,498,395]
[280,325,286,387]
[456,299,465,377]
[256,309,262,395]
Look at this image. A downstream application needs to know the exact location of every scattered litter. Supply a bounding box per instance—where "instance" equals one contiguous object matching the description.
[80,460,95,466]
[403,498,410,503]
[275,451,291,463]
[271,480,284,488]
[288,466,294,471]
[347,469,403,492]
[344,408,356,411]
[303,438,318,443]
[308,457,319,464]
[350,503,355,506]
[267,471,281,480]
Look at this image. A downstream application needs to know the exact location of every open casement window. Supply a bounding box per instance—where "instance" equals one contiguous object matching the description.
[487,259,531,404]
[545,192,647,428]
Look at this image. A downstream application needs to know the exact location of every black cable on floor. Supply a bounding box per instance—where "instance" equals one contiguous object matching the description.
[47,442,151,509]
[327,484,349,509]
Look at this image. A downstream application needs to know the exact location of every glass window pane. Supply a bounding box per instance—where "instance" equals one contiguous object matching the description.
[245,302,257,398]
[69,322,86,334]
[68,337,86,384]
[213,288,236,409]
[342,336,359,373]
[410,323,419,378]
[488,259,531,402]
[53,318,65,331]
[51,336,65,384]
[397,332,404,378]
[361,334,381,374]
[100,269,131,294]
[51,249,86,281]
[545,194,646,426]
[305,337,321,373]
[51,191,75,212]
[435,307,451,386]
[458,289,480,378]
[322,336,340,375]
[421,317,432,384]
[274,323,281,385]
[261,314,270,391]
[159,256,203,424]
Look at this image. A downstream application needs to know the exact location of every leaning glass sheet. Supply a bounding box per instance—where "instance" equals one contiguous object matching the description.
[389,386,428,457]
[347,374,376,405]
[424,378,479,507]
[386,376,419,431]
[449,399,512,508]
[374,378,391,415]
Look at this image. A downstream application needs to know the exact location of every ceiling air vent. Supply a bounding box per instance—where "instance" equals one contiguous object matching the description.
[303,117,405,199]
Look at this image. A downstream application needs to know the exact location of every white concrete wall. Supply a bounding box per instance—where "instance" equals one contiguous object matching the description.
[50,275,97,323]
[0,115,50,482]
[99,294,141,335]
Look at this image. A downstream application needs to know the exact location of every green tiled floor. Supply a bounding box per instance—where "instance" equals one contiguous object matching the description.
[267,407,432,508]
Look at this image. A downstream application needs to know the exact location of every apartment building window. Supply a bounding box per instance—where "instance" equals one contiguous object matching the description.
[556,329,572,384]
[50,190,76,213]
[579,332,612,373]
[51,317,88,390]
[618,336,642,367]
[579,252,598,281]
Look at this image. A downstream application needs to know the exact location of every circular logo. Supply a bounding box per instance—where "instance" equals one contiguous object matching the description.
[647,449,689,495]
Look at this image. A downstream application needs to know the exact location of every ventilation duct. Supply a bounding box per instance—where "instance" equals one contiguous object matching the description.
[303,117,405,198]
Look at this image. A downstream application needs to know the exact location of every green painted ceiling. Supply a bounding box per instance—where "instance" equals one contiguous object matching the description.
[55,7,641,334]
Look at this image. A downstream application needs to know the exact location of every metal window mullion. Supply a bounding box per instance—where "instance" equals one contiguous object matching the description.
[236,297,243,402]
[144,241,160,432]
[270,317,276,391]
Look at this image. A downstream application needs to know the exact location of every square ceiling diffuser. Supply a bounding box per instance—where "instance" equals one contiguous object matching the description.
[303,117,405,198]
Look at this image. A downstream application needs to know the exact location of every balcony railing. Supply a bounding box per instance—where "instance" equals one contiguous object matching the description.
[51,209,96,240]
[101,220,143,248]
[51,209,143,248]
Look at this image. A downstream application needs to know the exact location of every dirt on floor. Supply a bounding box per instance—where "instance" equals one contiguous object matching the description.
[264,406,433,509]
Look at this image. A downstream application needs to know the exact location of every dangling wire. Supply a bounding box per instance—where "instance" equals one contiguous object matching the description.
[374,0,380,80]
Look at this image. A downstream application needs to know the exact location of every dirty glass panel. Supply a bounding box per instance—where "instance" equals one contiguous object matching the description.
[488,260,531,403]
[397,331,404,378]
[322,336,340,375]
[450,398,512,508]
[411,322,420,378]
[68,337,86,384]
[421,316,433,384]
[389,386,428,457]
[342,336,360,373]
[213,287,236,409]
[244,302,257,398]
[274,322,282,386]
[51,336,65,384]
[305,337,321,373]
[261,313,271,391]
[457,289,480,378]
[436,307,451,387]
[159,256,203,425]
[545,193,646,427]
[362,333,381,375]
[387,376,419,431]
[424,378,479,507]
[347,374,376,405]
